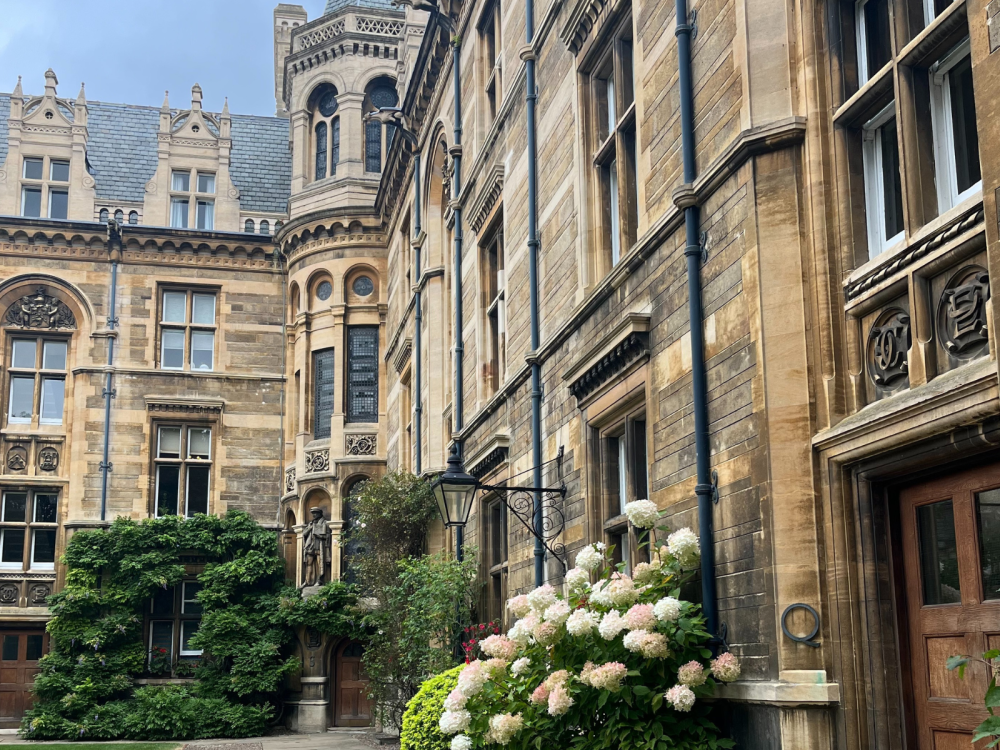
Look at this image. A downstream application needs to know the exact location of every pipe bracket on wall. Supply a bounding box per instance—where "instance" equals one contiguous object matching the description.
[781,603,822,648]
[711,468,719,504]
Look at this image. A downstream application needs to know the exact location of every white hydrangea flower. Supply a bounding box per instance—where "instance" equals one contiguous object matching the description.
[565,567,591,593]
[439,709,472,734]
[511,657,531,676]
[624,499,660,529]
[589,580,612,607]
[664,684,696,712]
[451,735,473,750]
[574,544,603,572]
[457,661,487,697]
[565,608,598,636]
[666,527,701,569]
[598,610,626,640]
[507,614,539,646]
[527,584,558,613]
[543,601,572,625]
[506,594,531,618]
[654,596,682,622]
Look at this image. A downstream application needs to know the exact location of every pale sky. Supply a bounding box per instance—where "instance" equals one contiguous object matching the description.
[0,0,328,116]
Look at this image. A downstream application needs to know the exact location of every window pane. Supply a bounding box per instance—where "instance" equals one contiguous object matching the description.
[182,582,202,614]
[315,121,328,180]
[32,529,56,566]
[609,158,621,265]
[34,494,57,523]
[150,621,173,660]
[162,330,185,369]
[39,378,65,424]
[186,465,210,517]
[196,200,214,230]
[331,119,340,174]
[880,119,904,241]
[48,190,68,220]
[170,198,189,228]
[158,427,181,458]
[976,488,1000,600]
[151,586,175,615]
[3,494,26,523]
[365,120,382,173]
[21,188,41,218]
[25,635,43,661]
[197,173,215,193]
[12,340,36,369]
[2,636,18,661]
[23,158,43,180]
[949,56,981,194]
[9,377,34,422]
[42,341,67,370]
[128,211,138,225]
[180,620,201,654]
[607,76,616,132]
[171,171,190,192]
[617,435,628,514]
[917,499,961,605]
[1,529,25,566]
[245,219,255,233]
[347,327,379,423]
[163,292,187,323]
[259,220,270,235]
[99,208,109,222]
[50,161,70,182]
[864,0,891,76]
[191,331,214,371]
[192,294,215,324]
[632,420,648,500]
[114,209,123,224]
[314,348,336,439]
[156,465,180,516]
[188,428,211,459]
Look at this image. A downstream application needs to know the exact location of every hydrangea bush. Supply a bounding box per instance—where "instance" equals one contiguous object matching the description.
[437,501,738,750]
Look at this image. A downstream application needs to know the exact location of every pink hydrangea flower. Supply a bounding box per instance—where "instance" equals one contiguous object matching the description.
[624,603,656,631]
[547,685,574,716]
[530,683,550,705]
[677,660,707,686]
[480,634,518,661]
[664,684,696,712]
[710,652,741,682]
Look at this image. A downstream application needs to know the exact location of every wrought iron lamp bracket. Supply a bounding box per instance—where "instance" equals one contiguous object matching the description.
[479,483,568,571]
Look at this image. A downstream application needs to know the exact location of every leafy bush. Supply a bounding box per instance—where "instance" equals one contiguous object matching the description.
[22,511,358,741]
[947,649,1000,745]
[400,665,463,750]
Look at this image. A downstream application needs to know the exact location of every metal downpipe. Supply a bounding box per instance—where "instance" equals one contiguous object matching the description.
[525,0,545,589]
[451,38,465,561]
[414,150,423,476]
[676,0,720,643]
[99,224,121,521]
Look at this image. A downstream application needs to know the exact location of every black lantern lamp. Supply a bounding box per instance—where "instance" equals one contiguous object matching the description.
[431,445,479,527]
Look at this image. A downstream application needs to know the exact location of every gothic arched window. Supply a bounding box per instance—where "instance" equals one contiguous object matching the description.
[364,79,398,173]
[244,219,255,233]
[309,84,341,182]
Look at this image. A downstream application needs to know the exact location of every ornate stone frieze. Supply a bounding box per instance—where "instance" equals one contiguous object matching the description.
[468,165,505,234]
[28,583,50,606]
[470,446,510,480]
[356,17,403,35]
[37,446,59,472]
[938,267,990,357]
[568,331,650,404]
[4,286,75,329]
[560,0,613,54]
[6,446,26,473]
[392,337,412,374]
[304,449,330,473]
[286,467,297,493]
[346,434,377,456]
[0,583,18,605]
[867,309,911,387]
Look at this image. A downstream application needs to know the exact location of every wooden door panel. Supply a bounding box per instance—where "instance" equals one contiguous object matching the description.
[333,641,371,727]
[925,636,972,700]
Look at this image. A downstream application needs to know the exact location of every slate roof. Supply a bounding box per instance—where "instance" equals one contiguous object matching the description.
[324,0,398,12]
[0,95,291,215]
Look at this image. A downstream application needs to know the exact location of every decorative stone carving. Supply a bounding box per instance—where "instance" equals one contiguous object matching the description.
[4,287,76,329]
[304,449,329,473]
[306,627,322,650]
[346,434,377,456]
[867,309,911,387]
[568,331,650,404]
[28,584,50,606]
[286,467,296,493]
[6,446,26,472]
[37,446,59,472]
[352,276,374,297]
[300,508,331,590]
[0,584,18,605]
[938,267,990,357]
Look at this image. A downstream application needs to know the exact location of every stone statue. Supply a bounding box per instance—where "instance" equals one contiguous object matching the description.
[300,507,331,589]
[4,286,76,329]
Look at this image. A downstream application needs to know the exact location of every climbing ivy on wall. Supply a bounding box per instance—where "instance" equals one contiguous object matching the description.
[22,510,361,741]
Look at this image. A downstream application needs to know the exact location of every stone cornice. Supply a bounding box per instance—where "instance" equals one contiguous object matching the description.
[145,396,226,415]
[392,337,412,373]
[468,165,505,233]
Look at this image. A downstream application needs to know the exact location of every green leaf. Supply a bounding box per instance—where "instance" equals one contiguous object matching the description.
[633,685,651,695]
[946,655,970,671]
[598,691,610,708]
[987,684,1000,710]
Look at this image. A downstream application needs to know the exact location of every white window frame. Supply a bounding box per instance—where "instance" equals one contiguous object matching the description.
[862,101,904,258]
[929,40,981,213]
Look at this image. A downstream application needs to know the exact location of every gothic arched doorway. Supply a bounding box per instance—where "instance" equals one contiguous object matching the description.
[332,639,370,727]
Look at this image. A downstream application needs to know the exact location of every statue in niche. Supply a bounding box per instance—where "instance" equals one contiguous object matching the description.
[300,507,331,590]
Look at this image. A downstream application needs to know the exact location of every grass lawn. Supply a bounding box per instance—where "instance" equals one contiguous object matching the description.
[22,745,181,749]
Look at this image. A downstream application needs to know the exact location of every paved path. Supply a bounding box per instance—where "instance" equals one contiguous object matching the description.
[0,728,385,749]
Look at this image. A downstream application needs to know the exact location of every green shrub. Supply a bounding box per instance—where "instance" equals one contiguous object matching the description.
[400,665,463,750]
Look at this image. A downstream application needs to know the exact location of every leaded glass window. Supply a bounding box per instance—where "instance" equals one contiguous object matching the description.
[347,327,379,422]
[313,349,335,440]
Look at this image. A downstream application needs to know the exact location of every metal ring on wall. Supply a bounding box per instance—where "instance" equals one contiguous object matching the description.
[781,603,821,648]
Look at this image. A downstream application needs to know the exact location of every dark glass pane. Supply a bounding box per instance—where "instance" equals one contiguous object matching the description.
[864,0,892,76]
[150,621,173,659]
[2,635,18,661]
[25,635,43,661]
[3,494,26,523]
[365,121,382,173]
[949,56,981,193]
[128,211,138,225]
[490,503,503,568]
[113,209,124,224]
[9,377,34,421]
[343,641,364,658]
[156,465,180,516]
[632,420,648,500]
[491,573,503,623]
[183,582,203,615]
[315,121,327,181]
[318,88,339,117]
[49,190,68,220]
[181,620,200,652]
[332,119,340,175]
[34,494,57,523]
[347,326,379,423]
[1,529,25,564]
[186,466,209,517]
[99,208,109,222]
[23,159,43,180]
[976,489,1000,600]
[934,0,951,16]
[49,160,69,182]
[32,530,55,564]
[151,586,175,615]
[22,188,41,218]
[881,119,904,240]
[313,348,336,439]
[917,500,962,604]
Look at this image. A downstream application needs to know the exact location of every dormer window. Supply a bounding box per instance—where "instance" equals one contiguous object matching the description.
[20,157,69,220]
[169,170,214,230]
[309,84,341,182]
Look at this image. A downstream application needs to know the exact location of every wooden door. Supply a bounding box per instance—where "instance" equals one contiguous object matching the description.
[0,630,47,728]
[334,640,371,727]
[900,465,1000,748]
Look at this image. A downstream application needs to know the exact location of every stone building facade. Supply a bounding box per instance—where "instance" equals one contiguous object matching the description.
[0,0,998,744]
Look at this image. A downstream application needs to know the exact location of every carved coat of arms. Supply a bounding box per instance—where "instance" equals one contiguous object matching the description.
[4,287,76,329]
